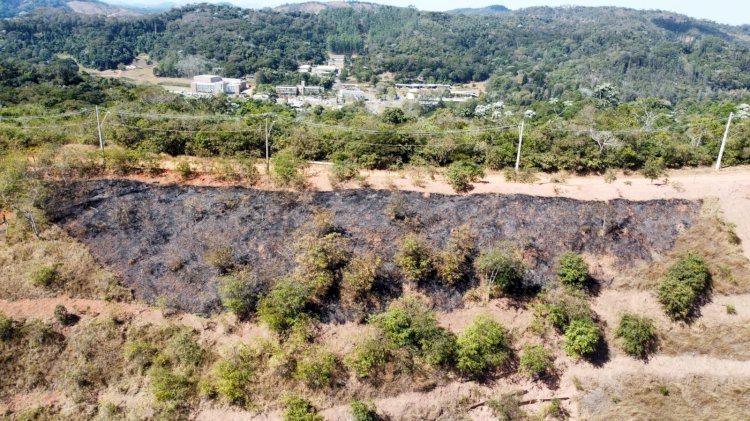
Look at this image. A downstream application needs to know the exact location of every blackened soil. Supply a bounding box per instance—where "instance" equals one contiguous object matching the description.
[46,180,700,317]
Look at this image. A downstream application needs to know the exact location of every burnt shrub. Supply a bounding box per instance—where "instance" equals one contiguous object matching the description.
[395,235,434,283]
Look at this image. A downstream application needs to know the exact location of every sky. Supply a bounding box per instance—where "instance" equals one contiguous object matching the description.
[110,0,750,26]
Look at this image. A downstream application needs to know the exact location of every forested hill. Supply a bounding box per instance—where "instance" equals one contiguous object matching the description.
[2,2,750,104]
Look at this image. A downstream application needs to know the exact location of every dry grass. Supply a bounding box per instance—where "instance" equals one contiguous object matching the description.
[0,225,123,301]
[580,375,750,421]
[617,200,750,294]
[659,324,750,361]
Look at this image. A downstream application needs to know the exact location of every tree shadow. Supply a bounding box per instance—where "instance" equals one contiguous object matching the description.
[585,335,610,367]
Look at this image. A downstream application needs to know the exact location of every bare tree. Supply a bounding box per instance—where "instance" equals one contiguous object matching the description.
[589,129,620,154]
[0,156,46,238]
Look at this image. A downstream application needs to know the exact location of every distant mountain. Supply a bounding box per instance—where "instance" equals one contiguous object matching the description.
[274,1,380,14]
[0,0,138,18]
[447,5,510,15]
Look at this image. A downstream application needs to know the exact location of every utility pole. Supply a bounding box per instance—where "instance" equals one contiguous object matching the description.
[95,106,104,150]
[264,116,276,175]
[515,120,525,173]
[715,112,734,171]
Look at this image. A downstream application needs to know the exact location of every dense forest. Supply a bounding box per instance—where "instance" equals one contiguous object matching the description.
[2,3,750,104]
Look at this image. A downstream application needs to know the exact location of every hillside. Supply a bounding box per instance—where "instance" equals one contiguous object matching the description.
[0,0,136,18]
[1,3,750,104]
[447,4,511,15]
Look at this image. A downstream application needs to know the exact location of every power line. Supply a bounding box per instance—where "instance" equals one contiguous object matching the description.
[0,109,91,121]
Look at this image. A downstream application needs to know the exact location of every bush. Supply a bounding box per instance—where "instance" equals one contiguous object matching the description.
[603,168,617,184]
[342,253,380,297]
[257,278,311,333]
[53,304,76,326]
[557,252,589,289]
[272,150,306,188]
[535,289,591,332]
[614,313,657,358]
[641,157,666,183]
[395,235,433,283]
[456,316,510,375]
[296,231,351,297]
[445,160,485,192]
[174,160,194,180]
[436,225,475,285]
[150,367,192,403]
[330,159,360,184]
[283,395,324,421]
[214,345,261,408]
[344,338,388,379]
[293,348,337,389]
[370,296,455,366]
[563,318,601,358]
[218,269,262,319]
[488,393,525,421]
[350,400,379,421]
[656,252,711,320]
[29,264,60,288]
[0,312,13,340]
[474,247,526,293]
[205,246,235,274]
[519,344,554,378]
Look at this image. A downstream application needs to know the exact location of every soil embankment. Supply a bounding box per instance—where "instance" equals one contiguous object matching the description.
[46,180,700,315]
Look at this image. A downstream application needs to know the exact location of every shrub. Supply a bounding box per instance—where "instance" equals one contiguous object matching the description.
[614,313,657,358]
[445,160,485,192]
[29,264,60,288]
[297,232,351,294]
[205,246,235,274]
[519,344,554,378]
[564,318,601,358]
[174,160,194,180]
[557,252,589,289]
[436,225,475,285]
[350,401,379,421]
[641,157,666,183]
[283,395,324,421]
[238,157,260,185]
[456,316,510,375]
[657,278,696,321]
[370,296,455,366]
[272,150,306,188]
[150,367,192,403]
[604,168,617,184]
[395,235,433,283]
[218,269,262,319]
[535,289,591,332]
[53,304,76,326]
[726,304,737,315]
[0,312,13,340]
[257,278,311,333]
[294,349,337,389]
[344,338,388,379]
[488,393,524,421]
[656,252,711,320]
[330,159,360,184]
[474,247,526,293]
[342,254,381,297]
[214,346,261,408]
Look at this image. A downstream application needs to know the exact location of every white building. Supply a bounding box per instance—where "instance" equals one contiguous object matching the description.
[338,89,367,103]
[190,75,247,95]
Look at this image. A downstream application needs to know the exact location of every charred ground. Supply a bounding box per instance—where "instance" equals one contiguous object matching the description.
[46,180,700,316]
